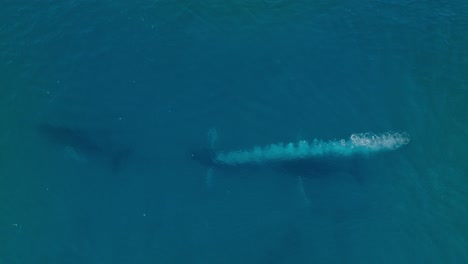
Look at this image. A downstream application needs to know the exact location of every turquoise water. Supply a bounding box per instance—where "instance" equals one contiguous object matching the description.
[1,1,467,263]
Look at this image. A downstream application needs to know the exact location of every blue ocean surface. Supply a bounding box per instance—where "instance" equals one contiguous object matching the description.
[1,0,467,263]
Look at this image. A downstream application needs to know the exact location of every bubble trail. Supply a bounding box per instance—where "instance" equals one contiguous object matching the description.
[214,132,410,166]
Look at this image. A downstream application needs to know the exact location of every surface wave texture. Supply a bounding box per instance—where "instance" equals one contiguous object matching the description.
[1,0,467,263]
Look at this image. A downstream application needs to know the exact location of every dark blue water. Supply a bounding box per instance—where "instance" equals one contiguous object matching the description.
[1,1,467,263]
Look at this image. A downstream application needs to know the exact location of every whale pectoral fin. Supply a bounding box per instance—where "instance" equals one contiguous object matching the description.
[207,127,218,149]
[297,176,310,207]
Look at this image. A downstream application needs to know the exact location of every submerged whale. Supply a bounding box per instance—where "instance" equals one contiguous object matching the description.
[189,146,361,178]
[37,123,131,172]
[190,131,410,177]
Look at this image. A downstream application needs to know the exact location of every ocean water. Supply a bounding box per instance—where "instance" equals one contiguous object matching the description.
[1,0,467,263]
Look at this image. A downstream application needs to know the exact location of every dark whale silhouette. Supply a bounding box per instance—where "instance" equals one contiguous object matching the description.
[37,123,131,172]
[189,147,362,179]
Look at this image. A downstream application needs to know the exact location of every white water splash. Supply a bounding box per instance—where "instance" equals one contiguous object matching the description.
[215,132,410,166]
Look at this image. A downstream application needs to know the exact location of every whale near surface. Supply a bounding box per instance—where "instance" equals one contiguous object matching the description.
[213,132,410,166]
[37,123,131,171]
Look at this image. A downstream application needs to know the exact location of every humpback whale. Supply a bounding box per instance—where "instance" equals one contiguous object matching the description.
[37,123,131,172]
[190,131,410,206]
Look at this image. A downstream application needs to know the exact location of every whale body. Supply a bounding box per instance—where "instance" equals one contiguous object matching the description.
[190,131,409,176]
[37,123,131,172]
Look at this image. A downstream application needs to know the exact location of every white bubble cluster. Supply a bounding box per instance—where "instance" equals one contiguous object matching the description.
[350,132,410,150]
[215,131,410,166]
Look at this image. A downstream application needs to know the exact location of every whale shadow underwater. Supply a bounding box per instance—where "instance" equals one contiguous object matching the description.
[37,123,131,172]
[189,147,365,182]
